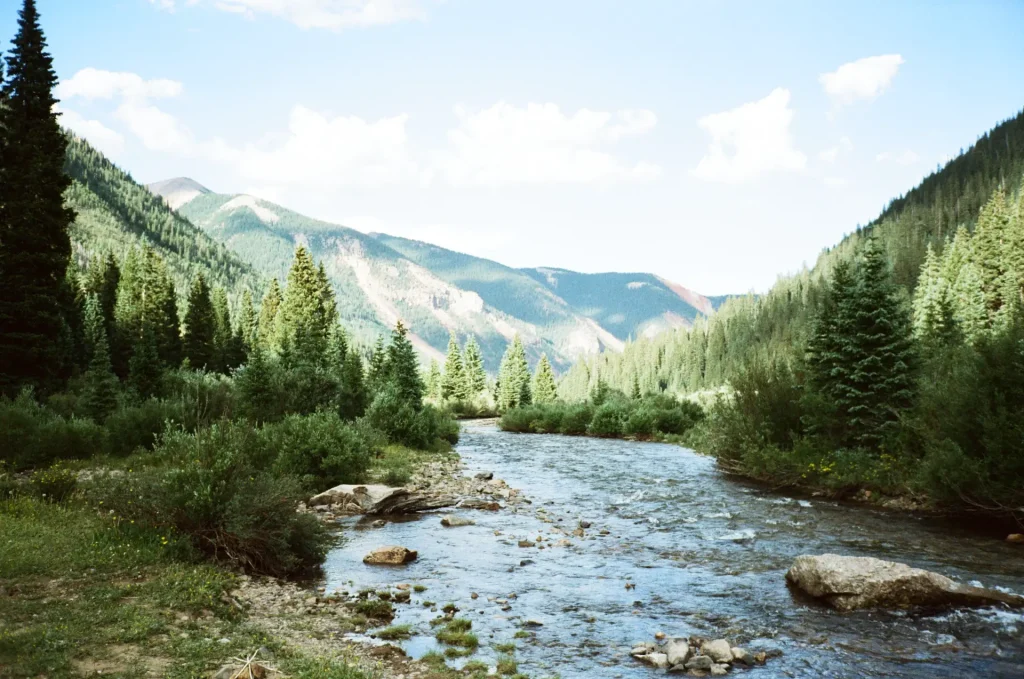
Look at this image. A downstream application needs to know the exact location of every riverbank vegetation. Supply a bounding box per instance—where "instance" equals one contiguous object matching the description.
[548,113,1024,519]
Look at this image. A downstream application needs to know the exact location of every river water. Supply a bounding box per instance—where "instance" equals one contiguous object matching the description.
[324,422,1024,678]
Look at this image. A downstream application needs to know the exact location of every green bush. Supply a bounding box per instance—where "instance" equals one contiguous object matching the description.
[91,421,328,576]
[28,463,78,503]
[265,411,374,489]
[363,384,459,449]
[558,403,593,435]
[161,370,235,429]
[623,406,656,439]
[104,399,185,457]
[0,391,109,470]
[588,402,627,437]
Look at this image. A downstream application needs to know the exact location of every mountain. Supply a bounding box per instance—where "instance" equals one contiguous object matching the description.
[64,137,259,300]
[151,180,724,370]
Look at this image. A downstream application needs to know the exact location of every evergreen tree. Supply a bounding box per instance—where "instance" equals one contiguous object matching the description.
[0,0,75,395]
[182,274,216,370]
[685,322,707,391]
[145,250,181,368]
[384,320,424,410]
[532,354,558,404]
[912,243,958,347]
[704,320,728,385]
[82,293,105,363]
[367,336,387,392]
[425,360,442,401]
[236,343,276,423]
[277,247,333,363]
[128,327,162,400]
[211,287,234,372]
[462,335,487,398]
[952,261,989,345]
[258,278,282,348]
[441,333,467,400]
[337,350,368,420]
[496,335,530,411]
[80,331,118,422]
[631,374,642,400]
[237,289,258,356]
[971,189,1012,318]
[85,252,120,341]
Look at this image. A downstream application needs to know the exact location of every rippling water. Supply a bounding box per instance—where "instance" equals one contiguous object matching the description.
[324,423,1024,678]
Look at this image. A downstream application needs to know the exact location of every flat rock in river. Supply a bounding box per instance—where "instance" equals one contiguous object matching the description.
[786,554,1024,611]
[309,484,455,514]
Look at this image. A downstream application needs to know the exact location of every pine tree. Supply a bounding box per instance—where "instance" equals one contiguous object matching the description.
[182,274,216,370]
[685,321,707,392]
[367,336,387,392]
[384,320,424,410]
[128,327,162,400]
[82,293,105,364]
[532,354,558,404]
[0,0,75,395]
[441,333,467,400]
[145,250,181,368]
[462,335,487,398]
[631,374,642,400]
[704,319,728,385]
[337,350,368,420]
[237,289,258,356]
[952,261,989,345]
[912,243,958,347]
[277,247,332,363]
[211,287,234,372]
[258,278,282,348]
[972,189,1012,319]
[80,331,119,422]
[425,360,442,401]
[496,335,530,411]
[236,343,276,423]
[85,252,119,342]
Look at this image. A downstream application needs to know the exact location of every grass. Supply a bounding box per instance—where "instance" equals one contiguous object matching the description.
[435,618,479,649]
[0,496,371,679]
[514,630,532,639]
[354,599,395,619]
[495,642,516,653]
[370,445,453,486]
[414,584,428,592]
[496,655,518,675]
[375,624,412,640]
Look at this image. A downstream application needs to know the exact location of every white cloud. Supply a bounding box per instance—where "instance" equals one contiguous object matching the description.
[56,106,126,158]
[56,67,182,101]
[876,149,919,165]
[152,0,425,30]
[823,176,848,188]
[818,136,853,164]
[434,101,661,187]
[820,54,904,107]
[692,88,806,183]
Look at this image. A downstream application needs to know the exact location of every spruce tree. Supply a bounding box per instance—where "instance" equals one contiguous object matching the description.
[441,333,467,400]
[704,320,728,385]
[211,287,233,372]
[278,247,332,363]
[367,336,387,392]
[85,252,119,342]
[496,335,530,410]
[533,354,558,404]
[384,320,424,410]
[81,331,119,422]
[462,335,487,398]
[236,343,276,423]
[182,274,216,370]
[0,0,75,395]
[972,189,1012,318]
[258,278,282,348]
[631,374,642,400]
[337,350,368,420]
[952,261,989,344]
[685,321,707,392]
[912,243,958,348]
[425,360,442,401]
[145,250,181,368]
[82,293,105,364]
[128,327,162,400]
[237,290,258,355]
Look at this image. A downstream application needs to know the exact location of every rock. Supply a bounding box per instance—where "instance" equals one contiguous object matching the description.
[362,546,418,565]
[665,639,691,666]
[440,515,475,527]
[523,619,544,627]
[579,520,592,529]
[310,484,455,514]
[654,631,666,640]
[393,589,411,603]
[786,554,1024,611]
[702,639,732,664]
[1008,534,1024,544]
[641,653,670,669]
[730,647,754,666]
[518,540,535,548]
[685,655,713,671]
[710,663,729,676]
[520,559,535,566]
[371,519,387,528]
[458,498,502,511]
[474,471,494,480]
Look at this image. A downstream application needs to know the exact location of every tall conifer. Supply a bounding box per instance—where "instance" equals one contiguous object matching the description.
[442,333,467,400]
[462,335,487,398]
[533,354,558,404]
[182,274,216,370]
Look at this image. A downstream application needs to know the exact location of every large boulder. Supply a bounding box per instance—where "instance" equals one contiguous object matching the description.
[309,484,455,515]
[665,639,691,666]
[786,554,1024,611]
[363,546,418,565]
[701,639,733,663]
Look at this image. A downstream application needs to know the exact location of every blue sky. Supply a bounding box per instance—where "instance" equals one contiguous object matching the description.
[6,0,1023,294]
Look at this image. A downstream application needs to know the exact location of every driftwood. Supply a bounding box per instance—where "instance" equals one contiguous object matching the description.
[308,484,456,515]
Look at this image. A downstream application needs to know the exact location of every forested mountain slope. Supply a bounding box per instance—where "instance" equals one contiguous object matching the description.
[64,137,259,299]
[154,182,721,370]
[559,107,1024,400]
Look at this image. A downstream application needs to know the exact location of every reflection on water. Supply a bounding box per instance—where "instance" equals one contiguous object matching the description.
[324,423,1024,678]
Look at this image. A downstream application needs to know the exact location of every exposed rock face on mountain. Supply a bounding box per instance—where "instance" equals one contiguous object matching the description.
[786,554,1024,611]
[147,180,724,369]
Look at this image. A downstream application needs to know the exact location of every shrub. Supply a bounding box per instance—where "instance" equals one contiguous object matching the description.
[104,399,185,457]
[0,391,109,470]
[28,463,78,503]
[161,370,235,429]
[364,385,459,449]
[588,402,627,438]
[91,421,328,576]
[623,406,656,439]
[498,405,542,433]
[265,412,374,489]
[558,403,594,435]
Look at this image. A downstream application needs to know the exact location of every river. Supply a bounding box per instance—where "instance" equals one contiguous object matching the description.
[324,422,1024,678]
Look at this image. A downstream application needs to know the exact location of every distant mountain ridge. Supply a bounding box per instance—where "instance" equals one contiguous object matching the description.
[146,177,726,370]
